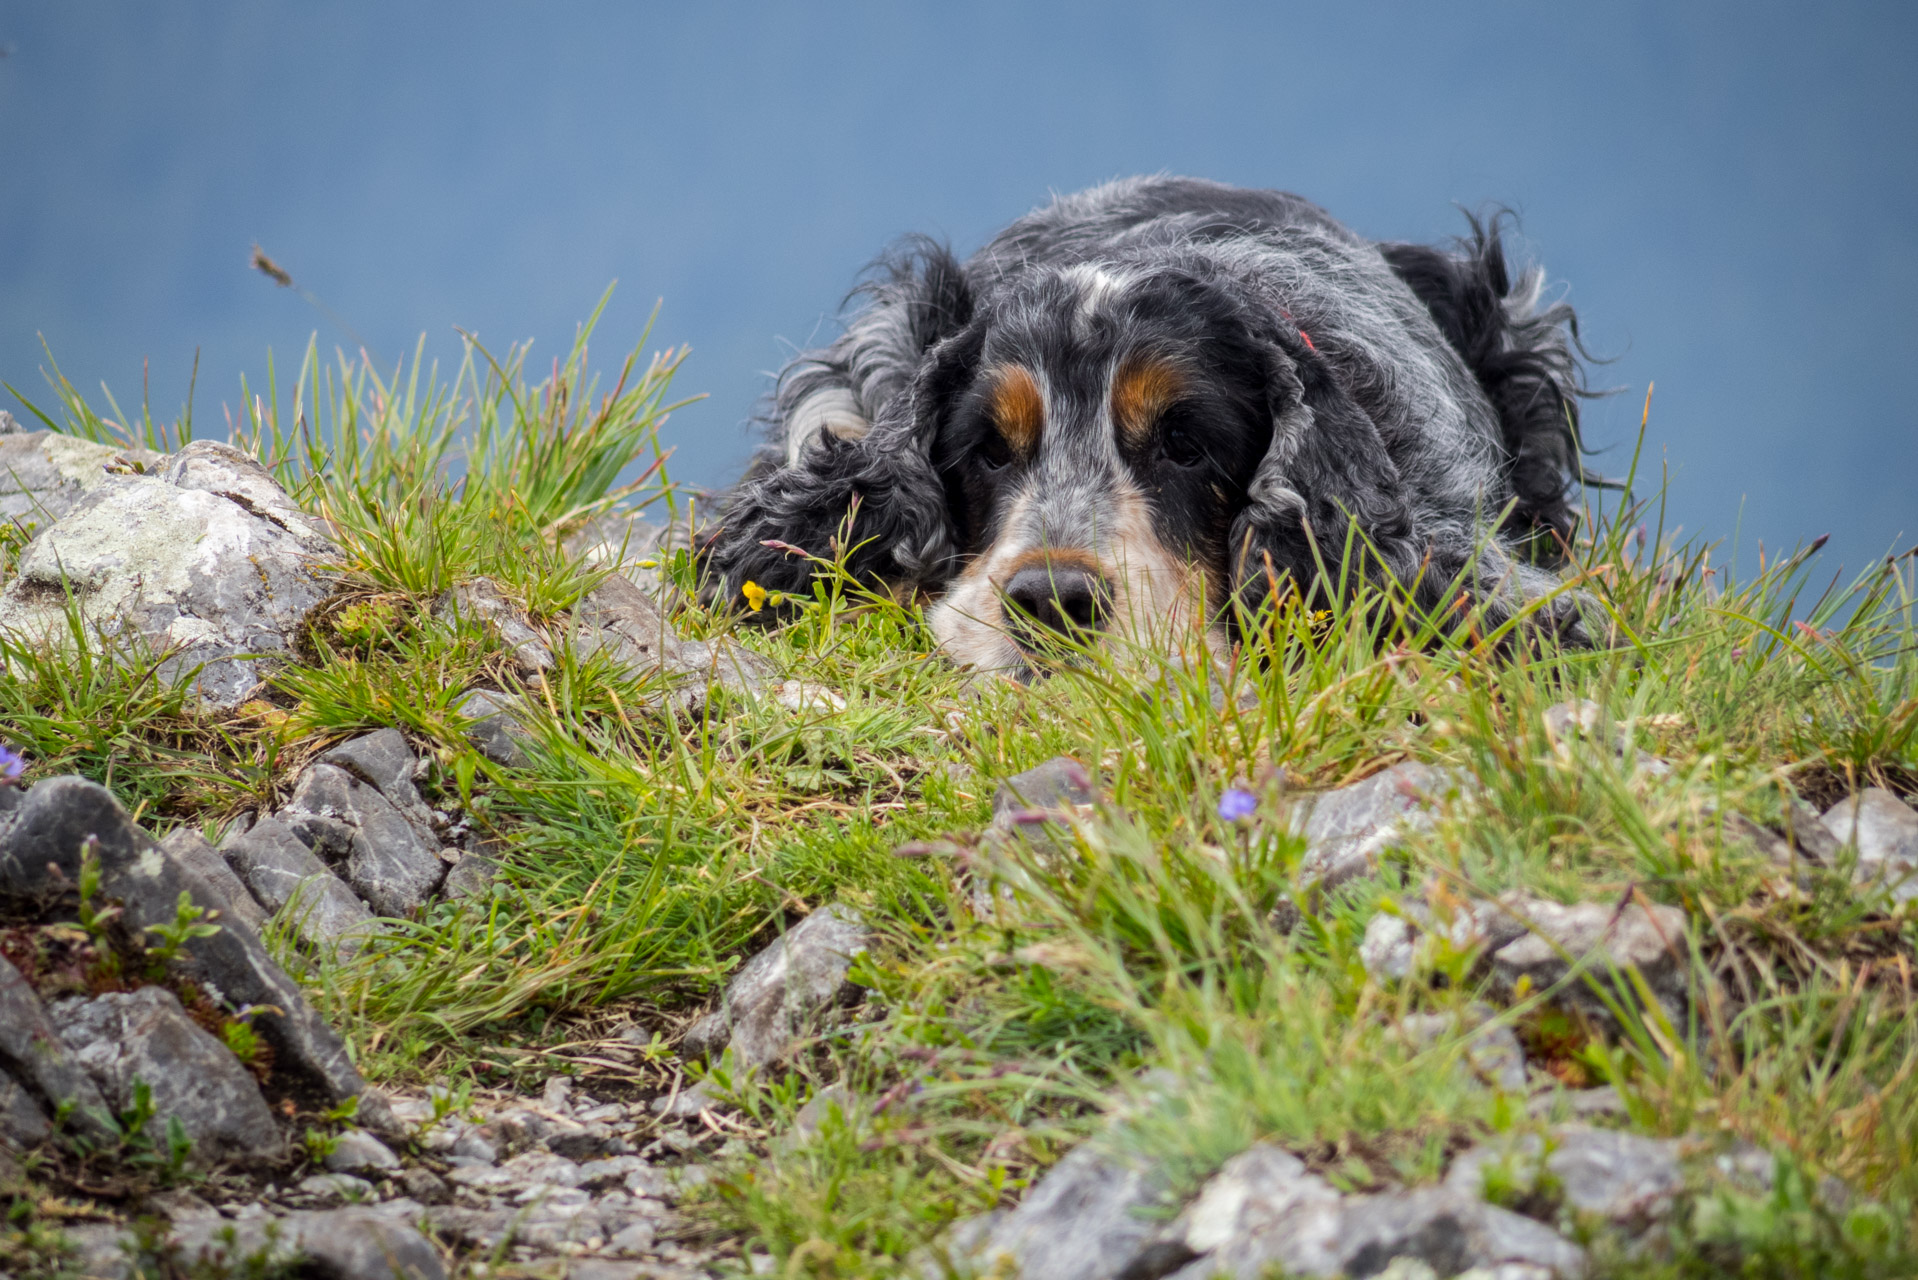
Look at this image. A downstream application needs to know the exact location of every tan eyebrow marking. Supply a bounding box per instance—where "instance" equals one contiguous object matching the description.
[1111,354,1185,447]
[987,364,1045,454]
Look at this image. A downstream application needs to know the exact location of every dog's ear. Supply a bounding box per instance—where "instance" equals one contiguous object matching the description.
[702,295,983,613]
[1227,327,1421,614]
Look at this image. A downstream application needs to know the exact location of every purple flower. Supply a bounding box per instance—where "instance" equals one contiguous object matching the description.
[1217,788,1257,821]
[0,744,25,783]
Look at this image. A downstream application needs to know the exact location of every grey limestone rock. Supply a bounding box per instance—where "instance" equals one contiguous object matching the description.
[1822,788,1918,905]
[1332,1187,1585,1279]
[0,775,387,1129]
[0,953,115,1142]
[435,577,554,676]
[0,429,160,532]
[962,1142,1177,1280]
[222,815,381,955]
[1292,763,1464,890]
[992,756,1096,819]
[1361,897,1532,984]
[324,1127,402,1173]
[0,1067,52,1148]
[282,755,444,916]
[570,572,776,713]
[1446,1125,1684,1229]
[169,1205,446,1280]
[298,1171,377,1204]
[1168,1143,1340,1279]
[50,986,281,1163]
[1487,897,1692,1026]
[0,438,340,711]
[441,849,502,900]
[457,687,534,768]
[680,903,871,1068]
[159,827,269,933]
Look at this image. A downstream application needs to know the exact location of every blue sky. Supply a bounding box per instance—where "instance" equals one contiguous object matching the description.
[1,2,1912,568]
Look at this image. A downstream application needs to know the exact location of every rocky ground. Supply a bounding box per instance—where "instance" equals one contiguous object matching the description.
[1,367,1914,1280]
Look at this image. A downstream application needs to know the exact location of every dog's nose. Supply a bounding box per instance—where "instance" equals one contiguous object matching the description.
[1003,562,1111,646]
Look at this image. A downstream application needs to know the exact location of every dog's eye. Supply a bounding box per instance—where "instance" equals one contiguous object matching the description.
[1158,409,1205,468]
[977,431,1014,472]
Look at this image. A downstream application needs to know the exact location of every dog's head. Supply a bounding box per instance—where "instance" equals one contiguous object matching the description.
[711,252,1417,674]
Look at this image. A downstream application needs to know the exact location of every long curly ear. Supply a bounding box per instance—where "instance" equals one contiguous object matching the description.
[703,323,983,610]
[1227,329,1422,614]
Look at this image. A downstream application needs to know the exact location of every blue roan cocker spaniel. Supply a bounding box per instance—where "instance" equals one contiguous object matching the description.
[704,177,1591,673]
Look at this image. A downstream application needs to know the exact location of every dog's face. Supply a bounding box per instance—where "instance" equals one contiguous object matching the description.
[923,266,1277,672]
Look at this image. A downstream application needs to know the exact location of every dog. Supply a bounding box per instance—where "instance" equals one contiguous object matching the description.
[703,176,1591,673]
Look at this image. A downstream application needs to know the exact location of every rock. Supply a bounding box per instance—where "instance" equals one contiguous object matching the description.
[1487,897,1692,1026]
[1721,802,1842,869]
[1399,1005,1529,1092]
[649,1079,720,1118]
[399,1165,450,1204]
[962,1143,1175,1280]
[570,572,776,713]
[1292,763,1462,889]
[992,756,1096,819]
[773,680,848,713]
[324,1127,402,1173]
[170,1206,446,1280]
[60,1222,140,1280]
[679,903,871,1068]
[1446,1125,1684,1229]
[436,577,554,676]
[1822,788,1918,905]
[0,953,115,1142]
[1,1066,51,1147]
[222,815,381,955]
[1333,1188,1585,1279]
[0,439,339,711]
[0,776,387,1128]
[1361,898,1531,984]
[578,1154,655,1190]
[50,986,281,1163]
[0,429,160,532]
[447,1148,586,1193]
[159,827,269,933]
[1362,912,1420,982]
[440,849,501,900]
[456,688,534,768]
[1170,1143,1339,1277]
[281,758,444,916]
[320,730,433,814]
[298,1172,377,1204]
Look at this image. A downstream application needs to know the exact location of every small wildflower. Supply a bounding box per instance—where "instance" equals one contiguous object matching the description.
[741,580,768,612]
[1217,788,1257,821]
[0,744,24,784]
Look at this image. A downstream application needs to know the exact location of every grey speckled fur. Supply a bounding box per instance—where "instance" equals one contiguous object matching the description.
[707,177,1590,662]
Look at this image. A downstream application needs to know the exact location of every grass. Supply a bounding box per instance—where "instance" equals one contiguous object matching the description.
[2,310,1916,1278]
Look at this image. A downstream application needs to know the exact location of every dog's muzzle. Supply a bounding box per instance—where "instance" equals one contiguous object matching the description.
[1000,556,1113,652]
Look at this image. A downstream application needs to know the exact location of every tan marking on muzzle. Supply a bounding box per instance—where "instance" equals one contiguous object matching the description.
[987,364,1045,456]
[1000,546,1103,582]
[1110,354,1185,448]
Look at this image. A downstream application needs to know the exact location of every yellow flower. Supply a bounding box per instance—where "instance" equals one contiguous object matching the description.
[741,580,768,612]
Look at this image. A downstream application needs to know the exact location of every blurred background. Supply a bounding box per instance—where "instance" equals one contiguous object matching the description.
[1,2,1912,568]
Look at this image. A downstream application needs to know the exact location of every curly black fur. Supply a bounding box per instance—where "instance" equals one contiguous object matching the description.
[703,177,1594,662]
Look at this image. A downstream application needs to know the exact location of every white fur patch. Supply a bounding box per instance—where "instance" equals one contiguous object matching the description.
[784,388,869,466]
